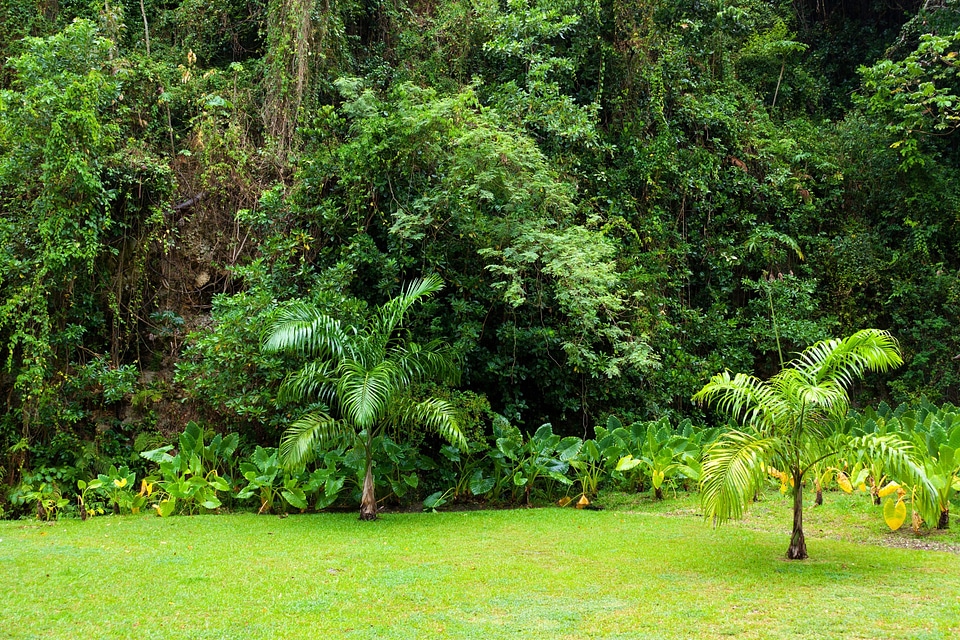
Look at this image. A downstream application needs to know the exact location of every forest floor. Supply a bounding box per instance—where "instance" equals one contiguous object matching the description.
[1,492,958,639]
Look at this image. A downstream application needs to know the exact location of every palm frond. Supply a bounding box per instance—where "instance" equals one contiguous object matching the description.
[692,371,787,433]
[796,329,902,389]
[391,340,461,387]
[700,431,781,525]
[373,275,444,339]
[279,411,350,471]
[277,359,337,405]
[772,369,850,423]
[848,433,940,525]
[336,361,395,429]
[262,302,352,359]
[389,395,467,449]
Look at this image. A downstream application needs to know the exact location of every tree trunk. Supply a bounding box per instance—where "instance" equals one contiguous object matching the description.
[359,434,377,521]
[937,507,949,530]
[654,486,663,501]
[787,468,807,560]
[359,463,378,521]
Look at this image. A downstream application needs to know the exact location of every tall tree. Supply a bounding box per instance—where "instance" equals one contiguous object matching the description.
[693,329,938,559]
[262,275,465,520]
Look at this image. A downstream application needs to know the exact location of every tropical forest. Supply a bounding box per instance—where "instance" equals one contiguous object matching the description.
[2,0,960,637]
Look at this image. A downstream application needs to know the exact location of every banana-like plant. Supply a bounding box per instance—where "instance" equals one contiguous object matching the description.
[693,329,938,560]
[262,275,466,520]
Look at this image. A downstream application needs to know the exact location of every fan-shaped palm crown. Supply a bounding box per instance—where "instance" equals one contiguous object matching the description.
[262,275,465,519]
[693,329,935,559]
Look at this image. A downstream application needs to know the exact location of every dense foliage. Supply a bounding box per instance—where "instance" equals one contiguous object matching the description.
[2,0,960,527]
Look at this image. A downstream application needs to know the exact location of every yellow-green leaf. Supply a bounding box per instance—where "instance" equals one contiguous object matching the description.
[837,472,853,494]
[883,497,907,531]
[877,481,900,498]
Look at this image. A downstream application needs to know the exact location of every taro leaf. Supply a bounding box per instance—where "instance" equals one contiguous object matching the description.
[252,446,276,471]
[209,476,231,492]
[836,472,853,494]
[423,491,447,510]
[181,421,202,456]
[546,470,573,485]
[440,445,461,463]
[878,481,900,498]
[542,457,569,474]
[532,423,555,443]
[219,433,239,459]
[155,497,176,517]
[497,437,521,459]
[513,471,528,486]
[883,497,907,530]
[580,439,601,462]
[616,455,643,472]
[315,491,338,510]
[404,473,419,488]
[557,436,583,462]
[652,469,665,489]
[140,445,175,464]
[325,475,345,496]
[282,488,308,510]
[677,463,701,481]
[469,470,495,496]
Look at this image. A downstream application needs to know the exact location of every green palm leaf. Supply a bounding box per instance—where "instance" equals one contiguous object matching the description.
[388,395,467,449]
[277,359,337,405]
[337,361,396,430]
[849,433,940,525]
[700,431,781,525]
[263,302,353,359]
[278,411,350,471]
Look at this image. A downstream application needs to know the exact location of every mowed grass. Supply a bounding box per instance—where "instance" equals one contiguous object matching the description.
[1,492,958,640]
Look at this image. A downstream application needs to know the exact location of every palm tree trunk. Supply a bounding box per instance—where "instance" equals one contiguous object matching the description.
[359,464,378,520]
[787,468,807,560]
[359,435,377,520]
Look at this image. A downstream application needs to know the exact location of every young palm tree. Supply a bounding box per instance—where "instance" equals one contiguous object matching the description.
[693,329,938,559]
[262,275,466,520]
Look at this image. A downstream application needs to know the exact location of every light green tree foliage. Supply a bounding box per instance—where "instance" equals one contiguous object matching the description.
[859,28,960,168]
[262,275,466,520]
[301,81,656,422]
[478,0,600,145]
[0,19,120,439]
[693,329,938,559]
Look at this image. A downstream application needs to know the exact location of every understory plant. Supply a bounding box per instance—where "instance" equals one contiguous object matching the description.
[263,275,466,520]
[140,422,235,515]
[693,329,939,560]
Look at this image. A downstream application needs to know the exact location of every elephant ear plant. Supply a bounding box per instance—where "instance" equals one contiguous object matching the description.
[263,275,466,520]
[693,329,938,560]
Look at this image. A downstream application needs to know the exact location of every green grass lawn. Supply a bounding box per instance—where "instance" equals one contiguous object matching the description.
[1,492,958,639]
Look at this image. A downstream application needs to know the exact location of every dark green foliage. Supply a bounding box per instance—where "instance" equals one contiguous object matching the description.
[3,0,960,496]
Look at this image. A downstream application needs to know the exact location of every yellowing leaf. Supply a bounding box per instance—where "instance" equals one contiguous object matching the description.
[557,496,572,507]
[576,495,590,509]
[912,509,923,534]
[877,481,900,498]
[837,472,853,494]
[883,497,907,531]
